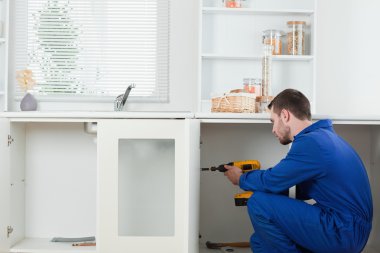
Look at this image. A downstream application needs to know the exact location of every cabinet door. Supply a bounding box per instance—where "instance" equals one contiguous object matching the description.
[97,119,200,253]
[0,118,10,252]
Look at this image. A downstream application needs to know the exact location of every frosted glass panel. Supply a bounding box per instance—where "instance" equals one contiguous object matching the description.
[118,139,175,236]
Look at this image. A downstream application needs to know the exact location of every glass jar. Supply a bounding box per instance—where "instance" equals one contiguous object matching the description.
[243,78,255,93]
[287,21,306,55]
[261,44,272,97]
[243,78,262,95]
[225,0,241,8]
[253,78,261,96]
[262,29,285,55]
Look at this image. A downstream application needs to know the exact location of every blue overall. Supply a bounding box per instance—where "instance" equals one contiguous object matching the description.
[239,120,373,253]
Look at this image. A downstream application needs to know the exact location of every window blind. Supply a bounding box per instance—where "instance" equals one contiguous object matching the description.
[15,0,170,102]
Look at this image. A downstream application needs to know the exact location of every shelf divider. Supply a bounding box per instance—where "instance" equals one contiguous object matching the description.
[202,54,314,61]
[202,7,314,16]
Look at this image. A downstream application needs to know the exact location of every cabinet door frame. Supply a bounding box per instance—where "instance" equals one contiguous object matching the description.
[0,118,10,251]
[97,119,199,253]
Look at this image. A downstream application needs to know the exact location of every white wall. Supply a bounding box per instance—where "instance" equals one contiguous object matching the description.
[316,0,380,116]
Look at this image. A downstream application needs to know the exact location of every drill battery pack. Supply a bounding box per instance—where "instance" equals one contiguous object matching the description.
[234,191,253,206]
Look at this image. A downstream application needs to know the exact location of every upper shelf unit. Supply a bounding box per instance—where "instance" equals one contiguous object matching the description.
[199,0,317,113]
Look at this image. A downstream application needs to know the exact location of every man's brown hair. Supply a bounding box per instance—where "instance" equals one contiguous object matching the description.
[268,89,311,120]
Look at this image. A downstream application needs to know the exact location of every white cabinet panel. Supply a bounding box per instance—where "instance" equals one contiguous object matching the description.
[316,0,380,116]
[97,119,200,253]
[0,118,10,252]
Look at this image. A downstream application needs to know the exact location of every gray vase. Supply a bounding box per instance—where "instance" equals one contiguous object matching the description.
[20,92,37,111]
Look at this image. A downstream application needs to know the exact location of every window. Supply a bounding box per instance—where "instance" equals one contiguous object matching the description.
[14,0,170,102]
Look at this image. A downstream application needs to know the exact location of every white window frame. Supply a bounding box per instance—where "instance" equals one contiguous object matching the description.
[8,0,198,112]
[13,0,170,103]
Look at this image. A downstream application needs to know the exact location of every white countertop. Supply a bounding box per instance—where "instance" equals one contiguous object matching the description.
[0,111,194,119]
[1,111,380,124]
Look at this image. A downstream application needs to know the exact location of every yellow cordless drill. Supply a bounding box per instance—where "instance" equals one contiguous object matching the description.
[201,160,260,206]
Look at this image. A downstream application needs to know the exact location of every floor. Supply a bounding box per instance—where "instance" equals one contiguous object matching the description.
[199,243,252,253]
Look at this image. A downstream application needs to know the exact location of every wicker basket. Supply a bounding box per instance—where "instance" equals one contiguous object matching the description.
[211,93,256,113]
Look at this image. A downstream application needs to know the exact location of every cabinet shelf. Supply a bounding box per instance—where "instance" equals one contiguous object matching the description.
[197,110,274,123]
[202,54,314,61]
[202,7,314,16]
[10,238,95,253]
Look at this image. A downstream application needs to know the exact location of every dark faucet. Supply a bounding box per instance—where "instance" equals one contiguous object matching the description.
[114,83,136,111]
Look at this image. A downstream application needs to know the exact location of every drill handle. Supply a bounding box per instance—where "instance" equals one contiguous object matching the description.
[234,160,261,172]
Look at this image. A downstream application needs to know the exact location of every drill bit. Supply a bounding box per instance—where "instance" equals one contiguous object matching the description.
[201,165,227,172]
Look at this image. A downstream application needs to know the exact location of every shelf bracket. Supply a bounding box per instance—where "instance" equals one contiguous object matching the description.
[7,226,13,238]
[7,135,13,147]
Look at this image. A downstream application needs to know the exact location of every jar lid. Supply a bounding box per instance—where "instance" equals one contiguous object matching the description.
[262,29,285,38]
[243,78,257,84]
[287,21,306,25]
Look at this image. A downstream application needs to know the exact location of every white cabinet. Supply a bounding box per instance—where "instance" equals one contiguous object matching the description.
[1,115,380,253]
[97,119,200,253]
[0,119,98,253]
[0,117,200,253]
[199,0,317,112]
[0,0,9,111]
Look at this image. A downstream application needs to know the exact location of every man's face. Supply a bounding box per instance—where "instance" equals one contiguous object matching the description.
[270,108,292,145]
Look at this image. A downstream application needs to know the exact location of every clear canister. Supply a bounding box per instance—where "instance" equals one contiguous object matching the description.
[287,21,306,55]
[243,78,255,93]
[253,78,261,96]
[225,0,241,8]
[262,29,285,55]
[243,78,262,95]
[261,44,272,97]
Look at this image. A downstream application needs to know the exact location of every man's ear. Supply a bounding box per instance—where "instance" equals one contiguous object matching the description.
[280,109,290,123]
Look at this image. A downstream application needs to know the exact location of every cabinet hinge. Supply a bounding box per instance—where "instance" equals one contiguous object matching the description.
[7,135,14,147]
[7,226,13,238]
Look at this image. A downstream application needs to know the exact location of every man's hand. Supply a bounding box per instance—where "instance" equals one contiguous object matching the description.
[224,165,243,185]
